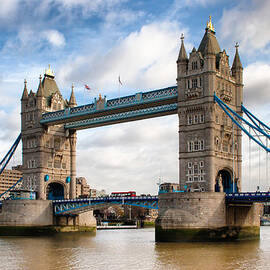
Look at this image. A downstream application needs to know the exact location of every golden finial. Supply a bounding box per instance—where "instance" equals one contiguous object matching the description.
[45,64,54,77]
[207,15,215,32]
[24,79,27,88]
[71,83,74,91]
[99,94,102,100]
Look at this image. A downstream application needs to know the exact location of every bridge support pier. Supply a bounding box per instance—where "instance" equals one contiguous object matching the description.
[0,200,96,235]
[155,192,261,242]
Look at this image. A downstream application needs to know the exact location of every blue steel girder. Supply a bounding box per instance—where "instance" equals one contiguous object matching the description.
[226,192,270,203]
[40,86,177,128]
[53,196,159,215]
[64,103,177,130]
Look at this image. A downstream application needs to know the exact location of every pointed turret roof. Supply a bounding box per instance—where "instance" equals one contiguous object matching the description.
[232,43,243,70]
[21,79,28,100]
[177,34,188,62]
[69,84,77,107]
[198,16,221,56]
[42,66,61,97]
[36,75,44,97]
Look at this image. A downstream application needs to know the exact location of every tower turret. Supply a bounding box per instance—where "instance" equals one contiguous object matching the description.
[21,79,28,100]
[69,84,77,107]
[36,75,44,97]
[231,43,243,84]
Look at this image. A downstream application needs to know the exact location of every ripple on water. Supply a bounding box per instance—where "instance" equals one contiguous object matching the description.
[0,227,270,270]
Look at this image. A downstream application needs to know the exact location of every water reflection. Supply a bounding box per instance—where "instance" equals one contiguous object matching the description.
[0,228,269,270]
[154,240,261,270]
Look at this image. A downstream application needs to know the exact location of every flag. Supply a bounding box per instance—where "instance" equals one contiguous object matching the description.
[85,84,90,90]
[118,76,123,86]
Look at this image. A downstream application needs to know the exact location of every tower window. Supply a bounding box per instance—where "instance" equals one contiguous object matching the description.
[194,115,198,124]
[192,79,198,88]
[188,141,194,152]
[193,164,198,174]
[194,141,199,151]
[192,61,198,70]
[54,138,61,150]
[200,114,204,123]
[54,157,61,169]
[188,115,193,125]
[200,140,204,150]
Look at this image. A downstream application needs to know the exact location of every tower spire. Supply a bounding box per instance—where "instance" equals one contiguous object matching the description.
[177,33,188,62]
[232,42,243,70]
[21,79,28,100]
[36,74,44,97]
[206,15,215,33]
[69,83,77,107]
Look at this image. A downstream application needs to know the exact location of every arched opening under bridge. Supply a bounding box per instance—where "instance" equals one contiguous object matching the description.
[47,182,64,200]
[215,169,238,194]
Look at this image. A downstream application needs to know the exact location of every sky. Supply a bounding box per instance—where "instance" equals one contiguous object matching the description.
[0,0,269,194]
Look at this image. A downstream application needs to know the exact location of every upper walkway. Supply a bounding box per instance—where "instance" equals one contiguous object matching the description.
[40,86,177,130]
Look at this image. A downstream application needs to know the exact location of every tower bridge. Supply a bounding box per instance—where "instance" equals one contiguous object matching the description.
[0,17,269,240]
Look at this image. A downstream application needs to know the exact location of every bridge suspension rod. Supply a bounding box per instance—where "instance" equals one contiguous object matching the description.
[214,95,270,152]
[242,105,270,132]
[0,177,23,198]
[0,133,21,175]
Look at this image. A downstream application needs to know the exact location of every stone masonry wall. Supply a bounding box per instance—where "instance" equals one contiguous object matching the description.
[157,192,226,229]
[0,200,53,226]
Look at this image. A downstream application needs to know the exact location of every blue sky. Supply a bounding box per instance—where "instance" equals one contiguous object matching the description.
[0,0,269,194]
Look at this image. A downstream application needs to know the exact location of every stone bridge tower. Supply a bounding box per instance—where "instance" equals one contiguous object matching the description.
[177,17,243,193]
[21,67,77,200]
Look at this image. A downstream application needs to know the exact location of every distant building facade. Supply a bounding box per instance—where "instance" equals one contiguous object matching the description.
[0,168,23,198]
[76,177,90,198]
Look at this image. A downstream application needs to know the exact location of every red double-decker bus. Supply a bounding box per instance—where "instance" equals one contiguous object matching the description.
[110,191,136,197]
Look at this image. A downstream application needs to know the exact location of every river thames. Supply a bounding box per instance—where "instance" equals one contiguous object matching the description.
[0,227,270,270]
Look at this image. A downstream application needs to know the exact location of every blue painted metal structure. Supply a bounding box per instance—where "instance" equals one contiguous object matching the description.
[53,195,158,215]
[40,86,178,129]
[226,192,270,203]
[0,133,21,175]
[214,94,270,152]
[0,177,23,198]
[52,192,270,216]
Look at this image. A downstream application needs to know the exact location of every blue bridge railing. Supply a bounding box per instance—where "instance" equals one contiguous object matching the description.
[226,192,270,203]
[40,86,177,126]
[53,195,159,215]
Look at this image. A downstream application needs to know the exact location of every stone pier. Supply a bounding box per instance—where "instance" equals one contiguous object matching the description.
[155,192,261,242]
[0,200,96,236]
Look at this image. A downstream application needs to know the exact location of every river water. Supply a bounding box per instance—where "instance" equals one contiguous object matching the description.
[0,227,270,270]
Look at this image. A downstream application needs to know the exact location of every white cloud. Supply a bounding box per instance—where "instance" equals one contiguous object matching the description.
[0,0,20,19]
[57,20,189,91]
[42,30,66,47]
[243,62,270,108]
[76,116,178,194]
[220,0,270,53]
